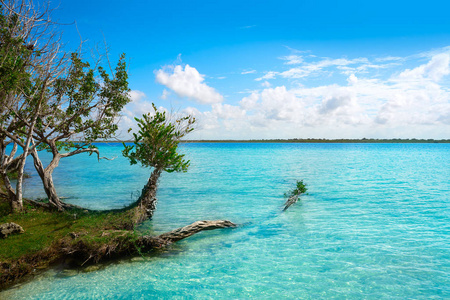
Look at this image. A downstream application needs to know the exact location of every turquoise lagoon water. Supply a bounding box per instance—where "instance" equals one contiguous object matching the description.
[2,143,450,299]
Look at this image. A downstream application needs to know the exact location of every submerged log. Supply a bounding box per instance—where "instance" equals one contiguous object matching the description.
[139,220,237,248]
[283,194,299,211]
[283,180,307,211]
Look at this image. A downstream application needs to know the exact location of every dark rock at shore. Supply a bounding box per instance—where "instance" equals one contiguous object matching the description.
[0,222,24,239]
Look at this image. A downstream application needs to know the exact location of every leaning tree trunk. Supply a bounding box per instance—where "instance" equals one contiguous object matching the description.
[135,167,162,224]
[31,148,64,211]
[283,194,299,211]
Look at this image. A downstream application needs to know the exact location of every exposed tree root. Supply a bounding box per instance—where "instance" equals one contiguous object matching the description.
[24,198,92,211]
[139,220,237,248]
[0,219,237,290]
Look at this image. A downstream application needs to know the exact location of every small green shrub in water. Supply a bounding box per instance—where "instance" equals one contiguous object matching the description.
[283,180,308,211]
[284,180,308,198]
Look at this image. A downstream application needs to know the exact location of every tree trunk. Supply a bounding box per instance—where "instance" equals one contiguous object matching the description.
[14,156,27,212]
[0,172,18,212]
[138,220,237,248]
[283,195,299,211]
[31,148,64,211]
[135,168,162,223]
[1,144,17,212]
[13,92,44,212]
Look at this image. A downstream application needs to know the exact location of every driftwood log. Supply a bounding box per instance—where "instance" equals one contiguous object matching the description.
[139,220,237,248]
[60,220,237,266]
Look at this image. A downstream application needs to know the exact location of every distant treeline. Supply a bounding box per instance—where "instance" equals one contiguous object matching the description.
[90,138,450,144]
[180,138,450,143]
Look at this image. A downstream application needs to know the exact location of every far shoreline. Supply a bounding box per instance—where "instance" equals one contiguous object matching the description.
[91,138,450,144]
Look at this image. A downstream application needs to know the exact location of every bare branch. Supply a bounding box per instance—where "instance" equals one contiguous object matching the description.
[60,148,115,161]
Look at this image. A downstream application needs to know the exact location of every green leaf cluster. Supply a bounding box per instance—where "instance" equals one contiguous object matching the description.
[0,7,35,129]
[284,180,308,198]
[44,52,130,143]
[122,104,195,173]
[0,8,32,95]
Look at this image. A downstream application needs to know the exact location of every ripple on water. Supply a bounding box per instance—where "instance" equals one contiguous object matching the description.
[3,143,450,299]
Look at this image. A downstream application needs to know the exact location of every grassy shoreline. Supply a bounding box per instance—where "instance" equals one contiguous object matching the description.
[0,183,150,291]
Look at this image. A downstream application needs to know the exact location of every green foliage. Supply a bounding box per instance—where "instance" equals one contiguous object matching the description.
[0,7,34,129]
[42,52,130,143]
[122,104,195,173]
[284,180,308,198]
[0,7,32,96]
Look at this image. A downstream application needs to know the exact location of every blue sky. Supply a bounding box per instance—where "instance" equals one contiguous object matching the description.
[53,0,450,139]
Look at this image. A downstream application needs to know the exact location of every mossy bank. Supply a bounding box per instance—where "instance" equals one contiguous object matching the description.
[0,196,147,290]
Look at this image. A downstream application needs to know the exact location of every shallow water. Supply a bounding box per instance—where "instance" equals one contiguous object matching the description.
[2,143,450,299]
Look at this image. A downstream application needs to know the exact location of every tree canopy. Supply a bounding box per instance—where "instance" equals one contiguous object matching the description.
[0,0,130,211]
[123,104,195,173]
[122,104,195,222]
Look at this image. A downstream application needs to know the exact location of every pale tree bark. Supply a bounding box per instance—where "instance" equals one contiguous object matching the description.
[0,0,69,212]
[138,220,237,248]
[0,141,17,209]
[31,144,111,211]
[31,147,63,210]
[0,137,33,212]
[13,102,41,211]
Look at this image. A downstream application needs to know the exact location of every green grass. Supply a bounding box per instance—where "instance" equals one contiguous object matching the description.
[0,199,141,262]
[0,197,151,290]
[0,176,155,289]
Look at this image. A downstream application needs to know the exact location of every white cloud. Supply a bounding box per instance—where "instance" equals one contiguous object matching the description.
[347,74,358,85]
[160,89,170,100]
[280,55,303,65]
[241,70,257,74]
[240,93,259,110]
[257,86,303,121]
[121,49,450,140]
[128,90,146,102]
[255,71,279,81]
[398,53,450,82]
[193,51,450,139]
[155,64,224,104]
[375,56,403,62]
[279,57,369,79]
[319,92,353,115]
[122,90,154,117]
[212,103,246,119]
[261,81,271,88]
[119,90,155,137]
